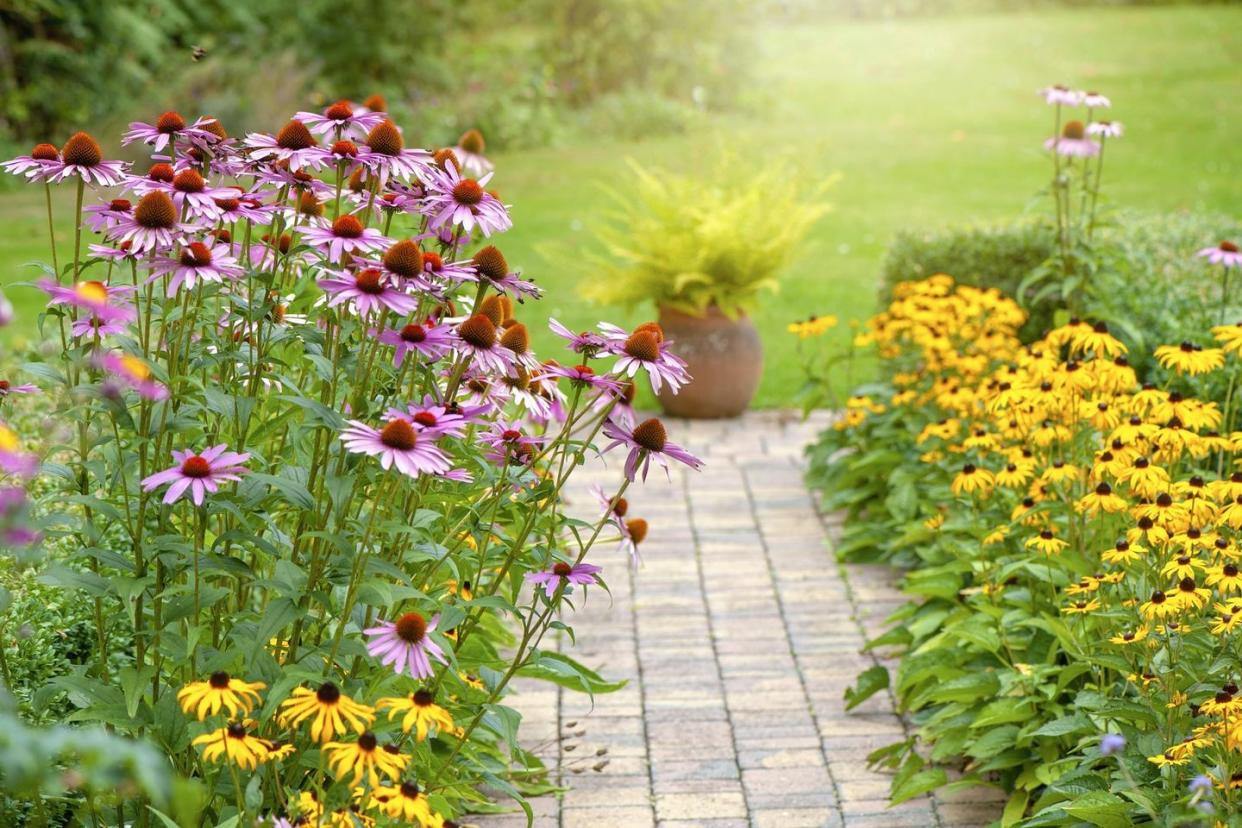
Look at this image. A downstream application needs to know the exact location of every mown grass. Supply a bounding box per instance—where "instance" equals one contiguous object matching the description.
[2,5,1239,406]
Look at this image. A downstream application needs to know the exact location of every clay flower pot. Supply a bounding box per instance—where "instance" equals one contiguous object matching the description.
[655,304,763,419]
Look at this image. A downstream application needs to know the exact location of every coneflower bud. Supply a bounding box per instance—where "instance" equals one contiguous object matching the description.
[383,240,423,278]
[134,192,177,229]
[298,191,323,217]
[61,132,103,167]
[477,295,505,326]
[433,148,460,173]
[500,323,529,355]
[109,198,132,213]
[363,94,387,112]
[147,162,175,182]
[347,168,367,192]
[210,228,232,244]
[625,518,648,545]
[331,140,358,157]
[276,119,315,150]
[365,120,403,156]
[172,169,205,193]
[199,116,227,140]
[458,128,485,154]
[472,246,509,281]
[458,315,497,349]
[156,111,187,133]
[30,143,59,161]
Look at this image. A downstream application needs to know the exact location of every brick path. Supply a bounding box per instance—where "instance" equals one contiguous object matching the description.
[477,411,1003,827]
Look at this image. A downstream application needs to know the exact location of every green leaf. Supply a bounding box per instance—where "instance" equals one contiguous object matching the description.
[1031,714,1094,738]
[891,768,947,805]
[1063,791,1132,828]
[844,665,889,711]
[248,472,315,511]
[120,665,156,718]
[1001,789,1029,827]
[517,651,627,696]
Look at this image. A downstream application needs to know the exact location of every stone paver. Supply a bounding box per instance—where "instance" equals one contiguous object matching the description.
[475,411,1003,826]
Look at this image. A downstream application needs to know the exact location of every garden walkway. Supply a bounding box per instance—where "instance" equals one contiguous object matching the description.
[478,411,1003,827]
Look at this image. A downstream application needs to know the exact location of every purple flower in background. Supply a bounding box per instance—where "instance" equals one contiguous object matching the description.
[141,445,251,506]
[603,418,703,482]
[1082,91,1111,109]
[1189,774,1213,794]
[41,279,135,321]
[317,268,418,317]
[0,424,37,478]
[1044,121,1100,158]
[525,561,603,597]
[0,380,38,399]
[122,111,217,152]
[96,352,168,400]
[2,143,63,183]
[1039,85,1083,107]
[549,318,608,356]
[0,289,12,327]
[147,241,244,297]
[1086,121,1123,139]
[1199,241,1242,269]
[47,132,129,186]
[1099,733,1126,756]
[244,119,327,172]
[364,612,447,680]
[300,215,390,263]
[420,165,511,237]
[296,100,387,139]
[376,321,457,367]
[600,322,690,395]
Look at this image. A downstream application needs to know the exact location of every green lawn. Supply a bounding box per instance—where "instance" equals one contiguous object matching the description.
[2,5,1239,406]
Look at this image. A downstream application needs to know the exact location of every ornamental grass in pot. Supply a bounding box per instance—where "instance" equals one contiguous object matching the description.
[586,156,830,418]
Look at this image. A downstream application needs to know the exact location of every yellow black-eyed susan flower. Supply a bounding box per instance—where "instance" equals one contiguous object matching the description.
[375,689,454,742]
[177,671,265,720]
[1025,528,1067,556]
[1062,599,1100,615]
[368,781,436,823]
[951,463,994,497]
[191,721,270,769]
[1154,341,1224,375]
[277,682,375,744]
[324,731,408,786]
[1108,626,1149,646]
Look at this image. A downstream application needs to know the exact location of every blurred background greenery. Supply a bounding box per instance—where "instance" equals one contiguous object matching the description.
[0,0,1239,404]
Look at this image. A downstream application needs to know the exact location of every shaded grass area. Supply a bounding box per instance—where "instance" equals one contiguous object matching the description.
[2,6,1239,406]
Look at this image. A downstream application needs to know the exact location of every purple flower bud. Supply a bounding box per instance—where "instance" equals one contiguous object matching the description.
[0,289,12,327]
[1100,733,1126,755]
[1189,774,1214,794]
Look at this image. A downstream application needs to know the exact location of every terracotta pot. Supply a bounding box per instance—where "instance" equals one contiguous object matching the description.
[655,305,763,419]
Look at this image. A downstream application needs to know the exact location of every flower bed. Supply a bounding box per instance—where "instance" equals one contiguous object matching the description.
[808,269,1242,824]
[0,104,701,826]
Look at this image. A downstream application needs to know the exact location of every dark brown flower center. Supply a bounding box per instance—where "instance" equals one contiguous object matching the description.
[400,324,427,343]
[613,497,628,517]
[1062,120,1086,140]
[209,671,230,688]
[200,117,227,140]
[501,323,529,354]
[62,132,103,167]
[333,215,364,238]
[399,781,420,799]
[472,246,509,281]
[365,120,404,156]
[180,242,214,268]
[1222,241,1239,254]
[173,170,205,193]
[317,682,341,703]
[553,562,574,577]
[380,419,418,451]
[632,418,668,453]
[384,240,423,278]
[458,314,497,349]
[31,143,59,161]
[414,689,434,706]
[626,518,648,544]
[331,140,357,157]
[325,100,354,121]
[276,119,315,150]
[109,198,132,213]
[624,331,661,362]
[156,111,187,133]
[350,270,383,296]
[395,612,428,643]
[135,192,177,229]
[452,179,484,206]
[227,722,247,739]
[181,455,212,478]
[357,731,378,751]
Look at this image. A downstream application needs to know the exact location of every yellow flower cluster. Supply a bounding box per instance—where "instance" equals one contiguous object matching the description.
[788,314,838,339]
[846,274,1242,784]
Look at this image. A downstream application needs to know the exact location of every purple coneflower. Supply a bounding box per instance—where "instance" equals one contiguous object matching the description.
[84,198,135,232]
[0,380,38,399]
[244,120,326,172]
[107,191,196,254]
[362,120,430,182]
[454,314,516,375]
[296,100,388,139]
[526,561,603,597]
[421,164,511,237]
[148,242,244,297]
[538,362,622,395]
[451,129,494,178]
[603,417,703,482]
[41,279,136,322]
[480,420,546,466]
[469,246,540,300]
[122,112,217,152]
[299,214,390,262]
[133,168,241,222]
[72,314,130,339]
[1039,85,1083,107]
[420,251,476,288]
[1044,120,1100,158]
[3,143,62,182]
[549,318,608,356]
[214,195,273,225]
[340,417,452,478]
[363,612,447,680]
[388,398,474,439]
[376,321,457,367]
[48,132,129,186]
[602,322,690,394]
[1200,242,1242,269]
[1082,91,1111,109]
[1086,121,1123,139]
[96,352,167,400]
[141,445,251,506]
[317,268,418,317]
